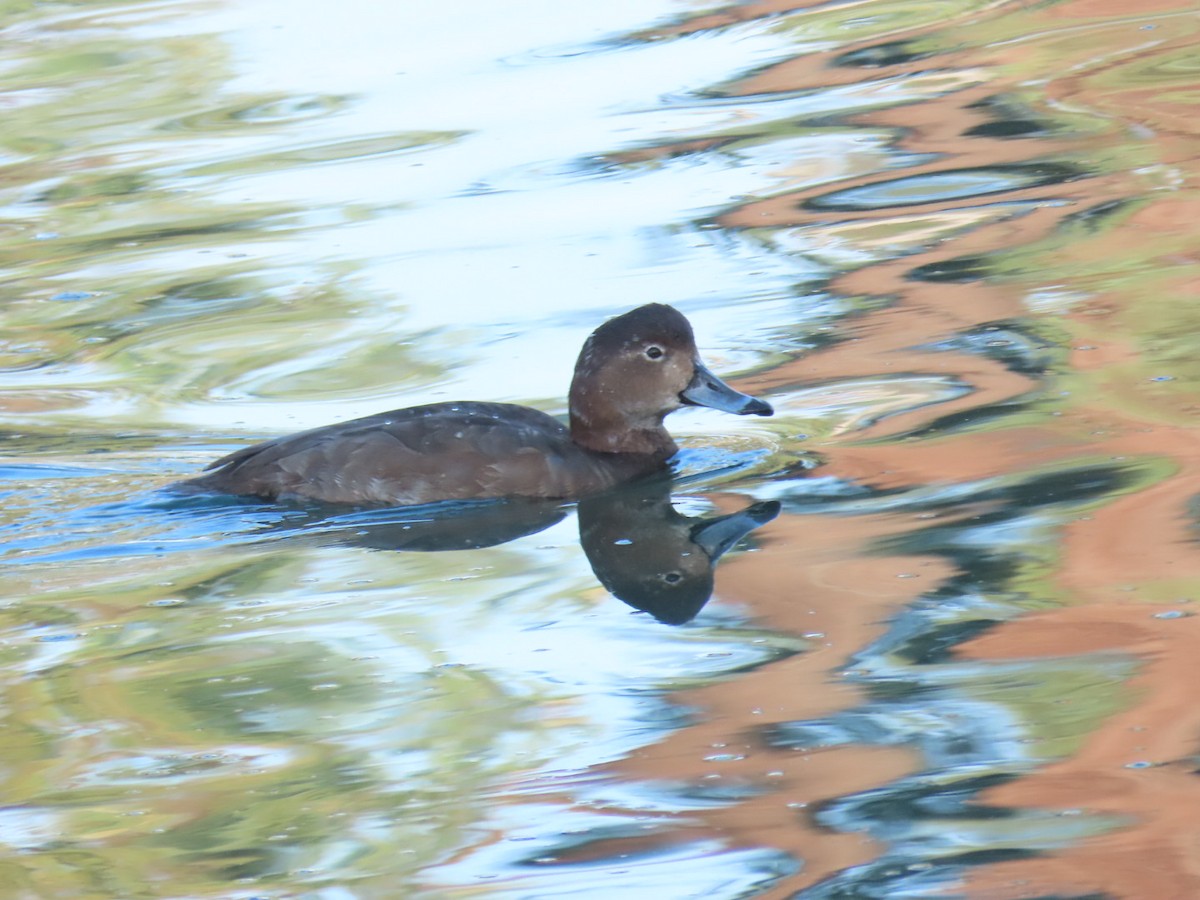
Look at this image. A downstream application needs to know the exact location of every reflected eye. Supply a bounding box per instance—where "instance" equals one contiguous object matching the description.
[662,571,682,584]
[645,345,665,361]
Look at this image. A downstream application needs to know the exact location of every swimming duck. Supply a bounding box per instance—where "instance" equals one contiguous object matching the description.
[179,303,773,505]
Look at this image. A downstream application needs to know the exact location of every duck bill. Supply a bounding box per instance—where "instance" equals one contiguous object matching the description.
[681,360,773,416]
[690,500,781,560]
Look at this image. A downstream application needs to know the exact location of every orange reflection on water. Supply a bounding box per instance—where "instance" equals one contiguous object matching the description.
[604,0,1200,896]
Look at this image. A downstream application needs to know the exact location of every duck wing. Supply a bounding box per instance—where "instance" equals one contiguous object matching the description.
[187,401,624,505]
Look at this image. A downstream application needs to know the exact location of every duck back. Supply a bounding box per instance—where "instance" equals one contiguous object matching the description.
[184,401,664,506]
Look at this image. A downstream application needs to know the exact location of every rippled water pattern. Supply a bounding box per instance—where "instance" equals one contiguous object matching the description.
[4,0,1200,897]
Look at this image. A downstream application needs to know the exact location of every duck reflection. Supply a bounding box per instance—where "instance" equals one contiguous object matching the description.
[578,482,779,625]
[262,476,778,624]
[300,495,570,552]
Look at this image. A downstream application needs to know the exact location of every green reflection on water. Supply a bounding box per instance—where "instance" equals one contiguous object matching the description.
[0,1,465,434]
[960,657,1137,760]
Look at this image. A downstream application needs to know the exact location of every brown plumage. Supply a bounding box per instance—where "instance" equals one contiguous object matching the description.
[178,304,772,505]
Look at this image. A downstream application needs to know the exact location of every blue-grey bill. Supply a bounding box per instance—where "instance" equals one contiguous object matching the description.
[681,360,774,416]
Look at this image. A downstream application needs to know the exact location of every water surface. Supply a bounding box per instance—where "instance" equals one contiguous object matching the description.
[4,0,1200,897]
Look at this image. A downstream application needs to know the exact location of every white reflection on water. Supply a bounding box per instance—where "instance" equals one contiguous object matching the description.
[4,0,956,435]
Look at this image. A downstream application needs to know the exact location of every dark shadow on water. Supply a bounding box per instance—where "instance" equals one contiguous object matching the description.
[6,470,778,626]
[268,494,574,552]
[227,475,779,625]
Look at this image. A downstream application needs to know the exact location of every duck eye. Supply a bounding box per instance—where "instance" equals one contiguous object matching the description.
[645,345,665,361]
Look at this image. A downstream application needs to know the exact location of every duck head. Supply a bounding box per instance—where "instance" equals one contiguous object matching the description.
[568,303,773,456]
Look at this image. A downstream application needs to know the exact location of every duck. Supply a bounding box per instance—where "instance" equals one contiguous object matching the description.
[178,303,773,505]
